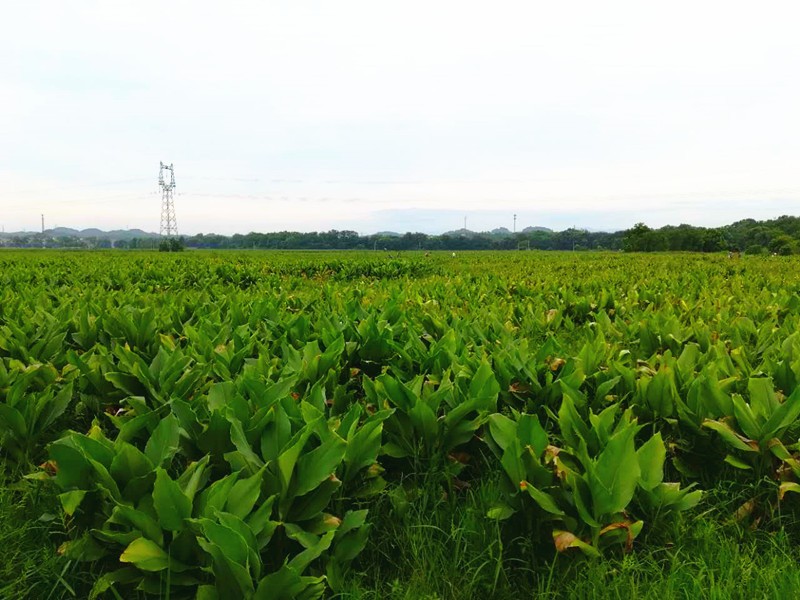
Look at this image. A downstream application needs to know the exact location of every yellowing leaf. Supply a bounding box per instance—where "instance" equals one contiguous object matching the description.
[119,538,170,572]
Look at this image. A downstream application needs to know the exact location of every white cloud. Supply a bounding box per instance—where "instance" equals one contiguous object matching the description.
[1,1,799,233]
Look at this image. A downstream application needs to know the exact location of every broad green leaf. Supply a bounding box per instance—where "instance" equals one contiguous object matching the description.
[254,566,326,600]
[153,468,192,531]
[288,530,336,572]
[518,414,548,456]
[199,472,239,518]
[636,433,665,491]
[589,426,641,517]
[295,436,347,497]
[59,533,108,561]
[89,567,140,600]
[59,490,87,516]
[277,427,315,492]
[779,481,800,500]
[225,466,265,519]
[558,393,591,450]
[208,381,236,412]
[105,372,146,397]
[49,438,92,490]
[144,413,181,468]
[109,505,164,545]
[227,413,264,469]
[523,482,565,516]
[119,538,170,572]
[196,586,220,600]
[197,538,255,598]
[595,376,621,403]
[487,503,515,520]
[762,387,800,440]
[0,404,27,440]
[110,441,154,488]
[216,510,260,575]
[343,411,392,480]
[336,509,368,537]
[702,419,759,453]
[286,477,341,522]
[333,521,370,563]
[748,377,778,421]
[500,439,525,486]
[199,519,250,567]
[468,361,500,404]
[487,414,517,452]
[724,454,753,470]
[730,394,762,441]
[177,455,210,502]
[645,366,677,417]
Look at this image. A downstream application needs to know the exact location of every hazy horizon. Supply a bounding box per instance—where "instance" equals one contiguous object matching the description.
[3,2,799,235]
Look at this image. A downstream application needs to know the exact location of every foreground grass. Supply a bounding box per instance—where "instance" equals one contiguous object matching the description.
[2,472,800,599]
[338,476,800,600]
[0,472,93,600]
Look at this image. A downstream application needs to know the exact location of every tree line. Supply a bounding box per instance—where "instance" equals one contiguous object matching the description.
[623,216,800,255]
[3,215,800,253]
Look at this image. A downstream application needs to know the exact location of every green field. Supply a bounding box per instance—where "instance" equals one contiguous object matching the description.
[3,250,800,599]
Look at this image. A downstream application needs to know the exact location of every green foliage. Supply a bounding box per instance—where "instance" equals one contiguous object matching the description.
[4,250,800,597]
[158,237,186,252]
[745,244,767,255]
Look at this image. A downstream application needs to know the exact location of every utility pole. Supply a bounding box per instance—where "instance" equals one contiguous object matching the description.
[158,162,178,239]
[41,214,44,234]
[464,215,467,231]
[513,213,517,233]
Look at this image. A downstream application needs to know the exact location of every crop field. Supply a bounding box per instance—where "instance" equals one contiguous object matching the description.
[4,250,800,599]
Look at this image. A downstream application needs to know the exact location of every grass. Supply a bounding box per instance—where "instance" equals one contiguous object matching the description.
[4,467,800,599]
[336,473,800,600]
[0,467,93,600]
[550,521,800,600]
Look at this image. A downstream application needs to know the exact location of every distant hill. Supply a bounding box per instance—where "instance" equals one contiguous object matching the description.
[374,231,401,237]
[0,228,160,241]
[103,229,160,240]
[443,228,476,237]
[442,226,553,237]
[0,230,37,238]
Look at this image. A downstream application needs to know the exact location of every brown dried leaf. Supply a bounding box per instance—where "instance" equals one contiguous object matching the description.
[451,478,471,492]
[509,382,531,394]
[732,499,756,523]
[448,452,471,465]
[553,531,579,553]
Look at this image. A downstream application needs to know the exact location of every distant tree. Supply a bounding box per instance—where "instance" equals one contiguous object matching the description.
[623,223,652,252]
[770,234,797,256]
[159,237,185,252]
[701,229,726,252]
[744,244,767,255]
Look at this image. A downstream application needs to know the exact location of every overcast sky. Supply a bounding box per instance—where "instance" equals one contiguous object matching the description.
[2,1,799,235]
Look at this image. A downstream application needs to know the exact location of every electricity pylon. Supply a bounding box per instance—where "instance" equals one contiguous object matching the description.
[158,162,177,238]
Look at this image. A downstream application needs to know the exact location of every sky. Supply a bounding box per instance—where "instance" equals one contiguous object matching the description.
[2,1,799,235]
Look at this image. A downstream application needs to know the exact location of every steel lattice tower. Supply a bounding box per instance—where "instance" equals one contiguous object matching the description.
[158,162,178,238]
